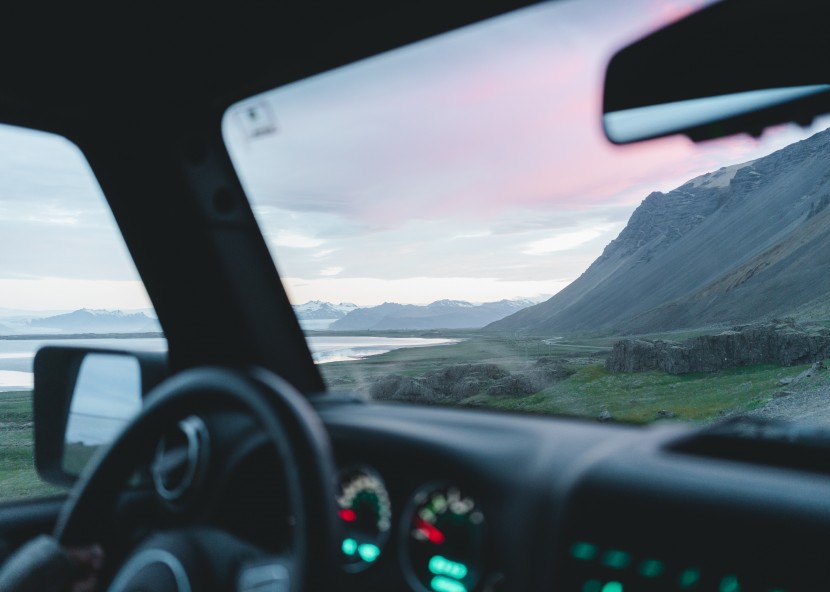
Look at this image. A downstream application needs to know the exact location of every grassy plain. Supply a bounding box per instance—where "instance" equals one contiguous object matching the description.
[318,331,818,424]
[0,390,62,501]
[484,363,815,422]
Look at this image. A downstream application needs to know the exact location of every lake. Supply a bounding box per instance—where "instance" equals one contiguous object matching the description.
[0,335,457,390]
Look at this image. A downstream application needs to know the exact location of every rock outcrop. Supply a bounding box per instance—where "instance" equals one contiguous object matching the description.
[370,360,574,403]
[606,320,830,374]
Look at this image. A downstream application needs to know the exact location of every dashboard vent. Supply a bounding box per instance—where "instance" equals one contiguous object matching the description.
[151,416,210,504]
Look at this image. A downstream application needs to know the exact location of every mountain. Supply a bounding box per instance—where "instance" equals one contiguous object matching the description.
[487,127,830,335]
[292,301,358,330]
[292,301,358,320]
[329,299,535,331]
[27,309,161,334]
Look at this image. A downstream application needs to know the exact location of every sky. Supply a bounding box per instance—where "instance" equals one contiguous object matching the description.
[221,0,830,306]
[0,126,152,311]
[1,0,828,311]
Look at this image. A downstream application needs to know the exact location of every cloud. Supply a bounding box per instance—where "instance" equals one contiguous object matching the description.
[268,232,324,249]
[523,228,609,255]
[312,248,337,259]
[320,267,344,276]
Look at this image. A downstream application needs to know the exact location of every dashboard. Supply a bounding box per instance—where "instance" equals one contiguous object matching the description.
[311,394,830,592]
[149,392,830,592]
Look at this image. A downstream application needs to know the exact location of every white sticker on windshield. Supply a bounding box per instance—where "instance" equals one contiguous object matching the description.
[235,102,278,139]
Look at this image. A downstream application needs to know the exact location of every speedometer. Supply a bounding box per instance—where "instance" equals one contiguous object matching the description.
[337,466,392,572]
[402,483,486,592]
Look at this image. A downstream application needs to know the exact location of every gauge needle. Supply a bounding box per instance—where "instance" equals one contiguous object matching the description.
[415,517,445,544]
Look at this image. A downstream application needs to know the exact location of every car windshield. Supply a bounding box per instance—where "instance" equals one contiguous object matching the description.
[223,0,830,425]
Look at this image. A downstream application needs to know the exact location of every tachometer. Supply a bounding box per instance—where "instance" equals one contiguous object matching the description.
[336,466,392,571]
[402,483,486,592]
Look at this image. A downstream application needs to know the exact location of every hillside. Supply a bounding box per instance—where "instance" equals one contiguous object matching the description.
[488,127,830,335]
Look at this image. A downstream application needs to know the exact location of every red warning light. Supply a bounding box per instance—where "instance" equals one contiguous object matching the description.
[339,508,357,522]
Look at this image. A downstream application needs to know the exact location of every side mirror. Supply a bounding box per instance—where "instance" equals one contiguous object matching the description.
[34,347,167,486]
[603,0,830,144]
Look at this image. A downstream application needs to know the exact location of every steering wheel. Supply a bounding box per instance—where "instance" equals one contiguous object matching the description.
[52,366,339,591]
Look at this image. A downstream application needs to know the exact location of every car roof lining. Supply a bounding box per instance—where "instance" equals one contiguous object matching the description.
[0,3,539,130]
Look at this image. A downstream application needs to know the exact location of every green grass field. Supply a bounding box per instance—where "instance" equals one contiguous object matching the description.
[0,391,63,502]
[483,362,817,422]
[318,332,818,424]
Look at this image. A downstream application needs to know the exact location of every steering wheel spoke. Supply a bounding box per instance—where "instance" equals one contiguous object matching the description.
[237,556,295,592]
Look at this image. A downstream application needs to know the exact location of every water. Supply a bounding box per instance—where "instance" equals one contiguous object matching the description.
[0,337,167,391]
[0,335,457,390]
[306,335,458,363]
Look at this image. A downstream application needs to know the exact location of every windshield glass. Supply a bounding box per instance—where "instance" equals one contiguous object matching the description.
[224,0,830,425]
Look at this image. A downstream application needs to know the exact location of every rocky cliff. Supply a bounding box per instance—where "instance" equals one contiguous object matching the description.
[605,320,830,374]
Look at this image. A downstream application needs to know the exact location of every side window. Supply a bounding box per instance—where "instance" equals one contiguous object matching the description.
[0,125,165,503]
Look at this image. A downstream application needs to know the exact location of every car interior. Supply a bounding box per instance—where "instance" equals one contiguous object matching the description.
[2,1,830,591]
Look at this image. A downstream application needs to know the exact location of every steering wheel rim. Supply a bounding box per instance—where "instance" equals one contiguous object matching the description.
[53,366,339,591]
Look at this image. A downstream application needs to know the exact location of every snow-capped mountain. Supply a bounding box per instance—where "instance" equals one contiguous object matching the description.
[328,299,535,331]
[292,301,358,320]
[292,301,359,330]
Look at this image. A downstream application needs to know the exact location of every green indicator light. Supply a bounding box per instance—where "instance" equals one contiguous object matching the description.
[679,568,701,589]
[720,575,741,592]
[341,538,358,556]
[431,576,468,592]
[357,543,381,563]
[602,582,623,592]
[429,555,468,580]
[602,550,631,570]
[582,580,602,592]
[571,542,599,561]
[639,559,664,578]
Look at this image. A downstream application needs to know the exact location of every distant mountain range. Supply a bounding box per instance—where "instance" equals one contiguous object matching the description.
[27,309,161,334]
[0,297,537,335]
[291,298,537,331]
[0,309,161,335]
[488,126,830,335]
[320,299,536,331]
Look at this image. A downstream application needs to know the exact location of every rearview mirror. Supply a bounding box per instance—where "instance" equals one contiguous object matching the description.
[34,347,167,486]
[603,0,830,144]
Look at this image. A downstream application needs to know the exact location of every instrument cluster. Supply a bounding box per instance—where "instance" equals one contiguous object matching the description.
[336,466,488,592]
